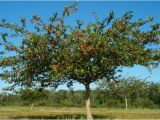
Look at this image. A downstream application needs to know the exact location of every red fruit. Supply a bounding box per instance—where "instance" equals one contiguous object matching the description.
[21,71,24,75]
[95,45,100,50]
[75,31,82,36]
[79,57,83,61]
[36,21,40,25]
[91,49,95,54]
[27,32,31,36]
[44,26,48,30]
[51,25,54,29]
[59,72,63,78]
[52,46,55,49]
[10,46,16,51]
[53,64,59,70]
[51,39,56,43]
[16,70,18,75]
[107,29,112,34]
[141,37,146,41]
[32,54,36,58]
[80,48,84,53]
[52,19,55,22]
[82,29,88,33]
[89,34,95,38]
[81,43,88,47]
[61,45,65,49]
[47,30,50,33]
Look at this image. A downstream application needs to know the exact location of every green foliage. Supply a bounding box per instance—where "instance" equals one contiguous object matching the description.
[93,99,122,108]
[133,98,157,108]
[98,77,160,108]
[17,88,51,105]
[0,2,159,90]
[0,78,159,109]
[147,82,160,106]
[0,2,79,89]
[0,93,21,106]
[54,12,160,87]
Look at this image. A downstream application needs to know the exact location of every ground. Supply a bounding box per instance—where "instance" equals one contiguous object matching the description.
[0,106,160,119]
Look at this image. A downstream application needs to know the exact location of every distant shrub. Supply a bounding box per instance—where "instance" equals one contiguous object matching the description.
[92,99,122,108]
[133,98,157,108]
[35,100,49,106]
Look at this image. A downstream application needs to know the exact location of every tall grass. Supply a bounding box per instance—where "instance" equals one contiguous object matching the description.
[0,106,159,119]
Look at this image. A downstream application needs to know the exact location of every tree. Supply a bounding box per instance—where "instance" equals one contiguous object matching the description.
[99,78,131,110]
[148,82,160,106]
[53,12,160,118]
[131,78,149,100]
[98,77,149,109]
[17,88,51,110]
[66,87,74,107]
[0,2,160,119]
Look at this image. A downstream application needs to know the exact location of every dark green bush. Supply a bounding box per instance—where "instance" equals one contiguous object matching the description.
[133,98,157,108]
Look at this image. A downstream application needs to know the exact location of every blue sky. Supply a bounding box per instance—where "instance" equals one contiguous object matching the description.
[0,1,160,90]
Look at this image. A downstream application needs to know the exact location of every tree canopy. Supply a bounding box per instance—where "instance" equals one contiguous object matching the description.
[0,3,159,88]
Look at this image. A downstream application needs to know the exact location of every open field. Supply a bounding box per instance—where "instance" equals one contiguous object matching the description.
[0,106,159,119]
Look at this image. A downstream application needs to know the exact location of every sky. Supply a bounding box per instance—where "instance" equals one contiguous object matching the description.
[0,1,160,91]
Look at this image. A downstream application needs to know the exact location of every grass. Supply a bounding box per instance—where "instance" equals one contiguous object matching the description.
[0,106,160,119]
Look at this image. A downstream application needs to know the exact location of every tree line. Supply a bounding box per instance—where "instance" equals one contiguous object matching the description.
[0,77,159,109]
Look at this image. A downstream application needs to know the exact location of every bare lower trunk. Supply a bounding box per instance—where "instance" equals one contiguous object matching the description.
[85,84,93,120]
[31,103,34,111]
[125,95,128,110]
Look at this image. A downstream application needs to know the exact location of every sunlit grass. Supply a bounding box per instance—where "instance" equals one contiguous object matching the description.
[0,106,160,119]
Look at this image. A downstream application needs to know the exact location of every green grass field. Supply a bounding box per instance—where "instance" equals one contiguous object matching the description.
[0,106,160,119]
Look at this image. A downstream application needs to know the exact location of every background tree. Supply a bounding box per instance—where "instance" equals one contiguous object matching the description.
[100,78,128,110]
[98,77,159,108]
[66,87,74,107]
[131,79,148,100]
[0,80,159,109]
[0,2,160,119]
[147,82,160,107]
[17,88,51,110]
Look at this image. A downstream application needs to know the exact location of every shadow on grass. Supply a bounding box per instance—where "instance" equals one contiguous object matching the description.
[10,114,115,119]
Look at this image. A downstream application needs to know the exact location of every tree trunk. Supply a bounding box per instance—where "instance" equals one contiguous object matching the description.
[85,84,93,120]
[31,103,34,111]
[137,92,139,100]
[125,95,128,110]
